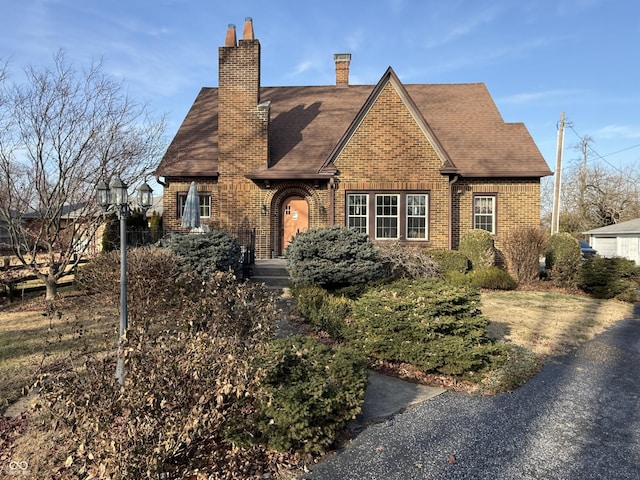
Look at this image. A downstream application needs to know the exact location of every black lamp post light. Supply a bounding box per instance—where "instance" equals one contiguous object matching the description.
[96,177,153,384]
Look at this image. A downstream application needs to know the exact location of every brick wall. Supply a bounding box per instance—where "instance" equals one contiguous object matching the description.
[333,81,451,248]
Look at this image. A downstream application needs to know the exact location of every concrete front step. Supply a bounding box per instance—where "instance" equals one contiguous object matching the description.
[251,259,290,290]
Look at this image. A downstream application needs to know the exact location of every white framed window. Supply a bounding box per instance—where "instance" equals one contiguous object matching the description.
[178,193,211,219]
[406,194,428,240]
[375,194,399,239]
[347,194,369,234]
[473,195,495,234]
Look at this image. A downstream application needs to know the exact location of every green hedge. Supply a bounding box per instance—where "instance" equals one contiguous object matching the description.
[459,229,495,269]
[578,256,639,302]
[253,336,367,453]
[344,278,505,377]
[426,248,470,274]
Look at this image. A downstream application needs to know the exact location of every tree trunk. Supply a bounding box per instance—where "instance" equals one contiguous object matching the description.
[45,276,58,300]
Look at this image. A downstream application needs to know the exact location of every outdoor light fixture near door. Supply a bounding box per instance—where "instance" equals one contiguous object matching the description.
[96,177,153,385]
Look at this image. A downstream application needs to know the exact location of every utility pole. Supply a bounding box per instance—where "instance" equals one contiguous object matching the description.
[551,112,565,235]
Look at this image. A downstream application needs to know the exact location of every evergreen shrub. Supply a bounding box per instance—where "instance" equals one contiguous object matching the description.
[545,233,582,288]
[499,226,548,284]
[290,284,351,337]
[459,229,496,269]
[468,267,517,290]
[286,226,384,289]
[344,279,506,377]
[578,256,640,302]
[167,230,241,279]
[253,335,367,453]
[426,248,470,274]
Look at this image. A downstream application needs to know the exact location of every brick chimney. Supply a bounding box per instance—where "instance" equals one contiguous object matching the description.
[217,18,268,229]
[334,53,351,87]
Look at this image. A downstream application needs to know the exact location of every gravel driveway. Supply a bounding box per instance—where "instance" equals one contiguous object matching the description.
[303,318,640,480]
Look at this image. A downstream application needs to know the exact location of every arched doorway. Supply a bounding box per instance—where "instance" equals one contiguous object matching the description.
[281,196,309,253]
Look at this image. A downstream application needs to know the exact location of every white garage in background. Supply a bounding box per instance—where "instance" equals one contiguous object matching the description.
[584,218,640,266]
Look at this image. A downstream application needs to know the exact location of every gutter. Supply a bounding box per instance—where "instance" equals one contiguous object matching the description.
[448,175,459,250]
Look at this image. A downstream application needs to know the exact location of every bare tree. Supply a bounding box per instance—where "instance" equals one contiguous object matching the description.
[0,51,165,300]
[559,136,640,234]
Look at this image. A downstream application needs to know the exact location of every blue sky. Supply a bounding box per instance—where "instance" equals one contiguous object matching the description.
[2,0,639,183]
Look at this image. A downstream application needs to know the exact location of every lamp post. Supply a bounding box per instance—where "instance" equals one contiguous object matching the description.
[97,177,153,384]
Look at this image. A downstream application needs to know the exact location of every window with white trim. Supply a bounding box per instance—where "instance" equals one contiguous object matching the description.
[473,195,495,233]
[375,194,399,239]
[347,194,368,234]
[406,194,428,239]
[178,193,212,218]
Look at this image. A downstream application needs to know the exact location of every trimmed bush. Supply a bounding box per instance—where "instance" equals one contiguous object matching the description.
[426,248,470,274]
[344,279,506,377]
[459,229,496,269]
[499,226,548,284]
[469,267,517,291]
[578,256,640,302]
[545,233,582,288]
[167,230,241,279]
[252,336,367,453]
[375,241,440,279]
[286,226,385,289]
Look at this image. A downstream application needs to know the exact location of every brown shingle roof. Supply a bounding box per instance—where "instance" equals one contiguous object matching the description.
[155,75,551,179]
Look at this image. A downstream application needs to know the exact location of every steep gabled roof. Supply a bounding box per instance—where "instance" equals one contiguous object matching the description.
[155,73,551,180]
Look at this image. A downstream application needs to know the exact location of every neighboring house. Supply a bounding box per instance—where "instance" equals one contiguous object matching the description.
[584,218,640,265]
[155,18,551,259]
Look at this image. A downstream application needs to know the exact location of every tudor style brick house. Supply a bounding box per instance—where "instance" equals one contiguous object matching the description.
[155,18,552,259]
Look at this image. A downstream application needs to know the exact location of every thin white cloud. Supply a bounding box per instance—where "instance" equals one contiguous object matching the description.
[501,89,580,105]
[423,8,501,49]
[595,125,640,140]
[289,60,314,77]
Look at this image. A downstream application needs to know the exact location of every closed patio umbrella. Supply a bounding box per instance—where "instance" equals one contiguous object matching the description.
[181,181,201,229]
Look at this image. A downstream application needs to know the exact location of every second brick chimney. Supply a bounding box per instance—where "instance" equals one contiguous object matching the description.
[334,53,351,87]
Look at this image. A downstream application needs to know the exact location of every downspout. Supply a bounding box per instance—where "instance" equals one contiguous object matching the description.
[448,175,459,250]
[329,176,336,226]
[156,176,168,187]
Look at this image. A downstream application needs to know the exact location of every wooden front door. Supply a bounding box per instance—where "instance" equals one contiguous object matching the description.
[282,196,309,253]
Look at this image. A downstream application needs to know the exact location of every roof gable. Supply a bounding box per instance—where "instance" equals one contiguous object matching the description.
[321,67,455,173]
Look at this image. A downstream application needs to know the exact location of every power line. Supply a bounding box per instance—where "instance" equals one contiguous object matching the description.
[566,124,630,175]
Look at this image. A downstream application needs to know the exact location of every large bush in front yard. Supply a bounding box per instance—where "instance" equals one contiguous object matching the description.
[286,226,385,289]
[468,267,517,290]
[29,274,282,479]
[578,256,640,302]
[499,225,548,283]
[459,229,496,269]
[166,230,241,278]
[344,278,506,377]
[545,233,582,288]
[249,336,367,454]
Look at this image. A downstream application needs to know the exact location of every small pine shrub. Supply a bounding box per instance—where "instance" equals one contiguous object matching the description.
[469,267,517,291]
[426,248,470,274]
[578,256,640,302]
[545,233,582,288]
[167,230,241,279]
[290,284,351,338]
[286,226,385,289]
[499,226,548,284]
[252,336,367,453]
[344,279,506,377]
[459,229,496,269]
[375,241,440,279]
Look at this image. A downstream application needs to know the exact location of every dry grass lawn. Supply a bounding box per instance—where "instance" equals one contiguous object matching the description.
[0,292,118,413]
[482,290,639,357]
